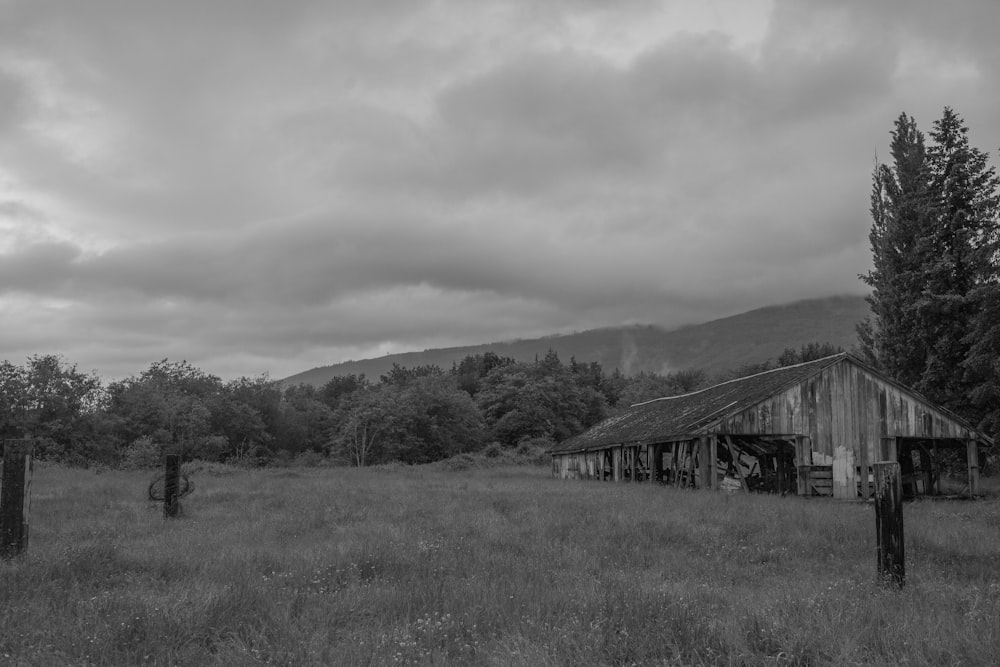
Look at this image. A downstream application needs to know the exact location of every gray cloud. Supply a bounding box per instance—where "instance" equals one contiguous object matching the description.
[0,0,998,380]
[0,239,80,291]
[0,67,29,133]
[0,200,44,221]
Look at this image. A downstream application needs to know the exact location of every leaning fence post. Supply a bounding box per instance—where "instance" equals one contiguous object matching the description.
[164,454,181,518]
[874,461,904,587]
[1,439,34,559]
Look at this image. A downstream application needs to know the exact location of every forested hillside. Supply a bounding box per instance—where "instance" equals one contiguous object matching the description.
[283,294,868,387]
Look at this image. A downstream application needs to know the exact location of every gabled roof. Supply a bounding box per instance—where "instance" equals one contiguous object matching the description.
[549,353,990,454]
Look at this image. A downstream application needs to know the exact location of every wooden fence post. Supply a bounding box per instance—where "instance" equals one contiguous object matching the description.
[1,439,34,559]
[874,461,904,587]
[164,454,181,518]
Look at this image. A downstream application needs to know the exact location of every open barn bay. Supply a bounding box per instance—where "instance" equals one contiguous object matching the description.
[2,464,998,666]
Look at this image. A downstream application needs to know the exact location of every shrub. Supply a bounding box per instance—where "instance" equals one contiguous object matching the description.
[31,437,67,463]
[516,436,554,454]
[293,450,327,467]
[228,443,273,468]
[438,453,477,471]
[515,436,555,465]
[121,436,163,469]
[188,435,229,462]
[182,460,239,476]
[369,461,409,473]
[271,449,294,468]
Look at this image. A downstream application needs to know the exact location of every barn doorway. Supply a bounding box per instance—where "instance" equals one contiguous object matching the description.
[716,435,799,495]
[893,437,979,499]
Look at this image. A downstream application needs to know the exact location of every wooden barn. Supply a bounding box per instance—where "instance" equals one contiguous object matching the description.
[549,353,992,499]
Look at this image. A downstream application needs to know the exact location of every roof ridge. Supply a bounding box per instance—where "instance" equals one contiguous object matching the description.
[630,352,847,407]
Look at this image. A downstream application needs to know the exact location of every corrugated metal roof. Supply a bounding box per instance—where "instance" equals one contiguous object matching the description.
[550,354,848,454]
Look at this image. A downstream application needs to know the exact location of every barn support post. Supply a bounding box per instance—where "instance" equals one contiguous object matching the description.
[775,449,786,494]
[708,435,718,490]
[672,441,682,486]
[613,447,622,482]
[880,437,897,463]
[698,437,711,489]
[859,434,870,500]
[671,441,680,486]
[676,441,688,486]
[724,436,749,493]
[917,445,933,496]
[649,444,662,484]
[0,439,33,560]
[966,439,980,498]
[874,461,905,588]
[685,440,697,487]
[795,435,811,496]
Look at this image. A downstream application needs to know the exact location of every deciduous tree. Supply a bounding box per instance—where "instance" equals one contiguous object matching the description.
[475,352,606,445]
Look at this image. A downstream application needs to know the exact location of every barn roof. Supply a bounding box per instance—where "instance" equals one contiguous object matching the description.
[549,353,990,454]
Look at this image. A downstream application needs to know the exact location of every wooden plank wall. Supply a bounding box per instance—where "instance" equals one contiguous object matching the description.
[716,359,979,498]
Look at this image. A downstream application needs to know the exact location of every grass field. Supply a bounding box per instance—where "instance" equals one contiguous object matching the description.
[1,462,998,666]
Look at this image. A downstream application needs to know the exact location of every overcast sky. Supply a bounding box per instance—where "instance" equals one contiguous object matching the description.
[2,0,999,381]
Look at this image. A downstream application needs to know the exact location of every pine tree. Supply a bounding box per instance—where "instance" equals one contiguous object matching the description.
[964,285,1000,438]
[914,108,1000,411]
[859,113,934,387]
[860,108,1000,419]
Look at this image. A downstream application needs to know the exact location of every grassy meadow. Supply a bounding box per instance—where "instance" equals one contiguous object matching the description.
[1,461,998,666]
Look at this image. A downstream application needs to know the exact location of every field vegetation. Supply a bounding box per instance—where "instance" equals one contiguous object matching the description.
[1,461,997,666]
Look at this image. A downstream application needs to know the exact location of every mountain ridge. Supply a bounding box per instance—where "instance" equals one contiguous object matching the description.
[282,294,870,387]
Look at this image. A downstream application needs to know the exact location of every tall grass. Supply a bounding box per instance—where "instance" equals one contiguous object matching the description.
[1,463,997,665]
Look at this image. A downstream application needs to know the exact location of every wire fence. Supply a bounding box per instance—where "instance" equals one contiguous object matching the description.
[147,473,195,502]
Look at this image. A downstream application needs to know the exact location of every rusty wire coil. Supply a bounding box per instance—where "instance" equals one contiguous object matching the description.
[148,474,194,502]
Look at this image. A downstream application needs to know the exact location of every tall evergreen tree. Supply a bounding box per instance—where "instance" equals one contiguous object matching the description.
[859,112,934,387]
[964,285,1000,438]
[860,108,1000,419]
[914,108,1000,411]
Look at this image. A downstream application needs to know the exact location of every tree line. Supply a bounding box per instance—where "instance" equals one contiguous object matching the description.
[0,343,840,468]
[860,107,1000,441]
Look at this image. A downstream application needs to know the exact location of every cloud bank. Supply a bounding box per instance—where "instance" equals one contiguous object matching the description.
[1,0,998,379]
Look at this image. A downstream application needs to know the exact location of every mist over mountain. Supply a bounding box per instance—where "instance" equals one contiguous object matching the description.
[282,295,869,387]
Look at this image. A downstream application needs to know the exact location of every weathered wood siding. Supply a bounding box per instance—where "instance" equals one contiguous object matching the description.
[714,360,978,498]
[555,450,605,480]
